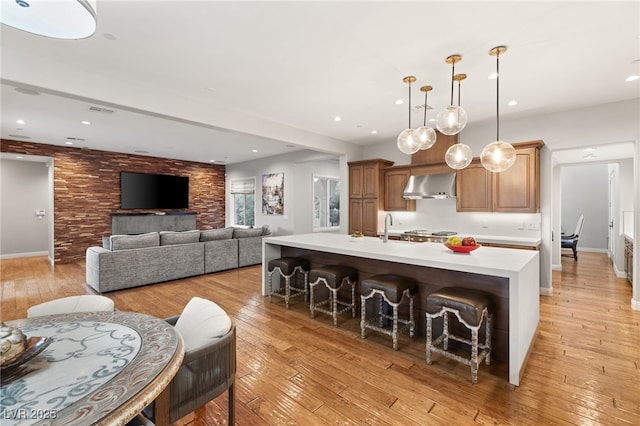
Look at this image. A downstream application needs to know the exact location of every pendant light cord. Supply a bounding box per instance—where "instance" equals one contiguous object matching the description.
[450,61,455,105]
[423,90,428,126]
[496,53,500,141]
[408,82,412,129]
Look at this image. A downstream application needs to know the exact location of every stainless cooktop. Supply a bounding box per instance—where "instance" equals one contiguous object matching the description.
[404,230,457,236]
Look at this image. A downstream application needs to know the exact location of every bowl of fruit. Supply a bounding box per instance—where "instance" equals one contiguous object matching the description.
[350,231,365,242]
[444,236,481,253]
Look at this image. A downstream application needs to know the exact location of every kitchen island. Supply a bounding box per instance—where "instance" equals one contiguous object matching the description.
[262,233,539,386]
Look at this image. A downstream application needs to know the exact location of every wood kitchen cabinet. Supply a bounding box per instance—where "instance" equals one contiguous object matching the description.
[456,140,543,213]
[625,237,633,286]
[384,167,415,211]
[348,159,393,236]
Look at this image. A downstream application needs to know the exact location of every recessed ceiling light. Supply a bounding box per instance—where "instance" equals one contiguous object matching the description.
[65,141,73,145]
[81,120,91,125]
[15,156,23,159]
[333,116,342,122]
[16,119,25,124]
[252,149,258,153]
[210,160,216,163]
[625,75,640,82]
[583,147,597,152]
[507,100,518,107]
[371,130,377,134]
[395,99,404,105]
[488,72,499,80]
[583,153,596,159]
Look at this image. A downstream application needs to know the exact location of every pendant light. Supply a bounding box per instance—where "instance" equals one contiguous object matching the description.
[481,46,516,172]
[436,55,468,135]
[414,85,437,150]
[397,76,421,155]
[0,0,97,39]
[445,74,473,169]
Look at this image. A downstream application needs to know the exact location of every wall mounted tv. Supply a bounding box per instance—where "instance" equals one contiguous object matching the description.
[120,171,189,210]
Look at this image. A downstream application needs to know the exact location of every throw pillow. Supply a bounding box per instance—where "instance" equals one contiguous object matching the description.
[102,236,111,250]
[159,230,201,246]
[110,232,160,251]
[233,227,264,238]
[200,227,234,242]
[174,297,232,353]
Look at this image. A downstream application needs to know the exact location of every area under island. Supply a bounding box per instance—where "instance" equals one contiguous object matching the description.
[262,232,540,387]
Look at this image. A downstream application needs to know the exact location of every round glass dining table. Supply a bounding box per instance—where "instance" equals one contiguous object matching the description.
[1,310,184,426]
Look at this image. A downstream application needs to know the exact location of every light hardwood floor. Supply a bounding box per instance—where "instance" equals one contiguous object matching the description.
[1,252,639,425]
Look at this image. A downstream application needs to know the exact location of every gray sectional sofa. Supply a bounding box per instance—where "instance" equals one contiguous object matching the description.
[86,226,270,293]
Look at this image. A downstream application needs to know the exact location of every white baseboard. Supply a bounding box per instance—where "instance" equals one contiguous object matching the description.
[632,298,640,311]
[552,263,562,271]
[540,286,553,296]
[577,247,609,254]
[0,251,48,260]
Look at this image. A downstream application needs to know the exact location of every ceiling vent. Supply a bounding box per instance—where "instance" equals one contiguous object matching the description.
[88,106,115,114]
[66,137,86,142]
[7,134,31,139]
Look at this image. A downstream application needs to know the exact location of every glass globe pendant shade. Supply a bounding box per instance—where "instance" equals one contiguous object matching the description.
[445,143,473,169]
[397,128,420,155]
[414,125,437,150]
[436,105,468,135]
[480,141,517,172]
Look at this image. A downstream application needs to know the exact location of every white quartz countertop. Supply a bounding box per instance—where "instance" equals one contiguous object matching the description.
[264,233,539,278]
[382,229,540,247]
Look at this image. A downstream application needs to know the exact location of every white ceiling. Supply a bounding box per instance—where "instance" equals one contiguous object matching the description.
[1,1,639,165]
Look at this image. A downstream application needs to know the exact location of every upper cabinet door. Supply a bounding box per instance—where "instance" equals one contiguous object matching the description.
[456,160,491,212]
[349,165,364,198]
[492,146,539,213]
[384,168,415,211]
[361,163,380,198]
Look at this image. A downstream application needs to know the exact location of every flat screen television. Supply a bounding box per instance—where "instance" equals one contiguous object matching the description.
[120,171,189,209]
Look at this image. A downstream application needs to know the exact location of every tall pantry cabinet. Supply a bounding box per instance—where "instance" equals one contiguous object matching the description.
[348,159,393,236]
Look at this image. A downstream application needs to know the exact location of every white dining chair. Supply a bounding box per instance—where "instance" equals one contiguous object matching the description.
[27,295,114,318]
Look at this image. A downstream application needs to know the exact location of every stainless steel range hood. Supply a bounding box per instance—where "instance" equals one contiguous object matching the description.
[403,173,456,199]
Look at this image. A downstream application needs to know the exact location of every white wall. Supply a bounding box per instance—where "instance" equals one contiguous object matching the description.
[226,150,342,236]
[0,158,51,258]
[561,163,609,250]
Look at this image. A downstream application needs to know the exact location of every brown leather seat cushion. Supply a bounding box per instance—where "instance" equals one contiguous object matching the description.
[361,274,417,303]
[268,257,310,275]
[426,287,493,327]
[309,265,358,288]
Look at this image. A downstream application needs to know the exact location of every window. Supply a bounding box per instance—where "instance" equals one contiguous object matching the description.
[313,175,340,231]
[230,178,255,227]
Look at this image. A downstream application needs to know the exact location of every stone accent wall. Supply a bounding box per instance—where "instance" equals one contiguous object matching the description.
[1,140,226,264]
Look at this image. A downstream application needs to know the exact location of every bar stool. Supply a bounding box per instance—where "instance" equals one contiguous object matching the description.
[426,287,493,384]
[309,265,358,326]
[267,257,310,308]
[360,274,417,350]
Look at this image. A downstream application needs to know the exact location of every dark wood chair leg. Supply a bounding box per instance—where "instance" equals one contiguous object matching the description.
[228,384,235,425]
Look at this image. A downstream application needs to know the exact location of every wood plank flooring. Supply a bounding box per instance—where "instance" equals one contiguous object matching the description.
[1,252,639,425]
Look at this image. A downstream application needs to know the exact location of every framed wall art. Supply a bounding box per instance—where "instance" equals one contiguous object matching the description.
[262,172,284,215]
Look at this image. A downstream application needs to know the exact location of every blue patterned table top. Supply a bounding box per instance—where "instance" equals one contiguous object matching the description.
[1,311,183,425]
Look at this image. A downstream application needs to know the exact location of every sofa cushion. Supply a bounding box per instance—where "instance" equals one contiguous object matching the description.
[160,230,201,246]
[233,227,264,238]
[110,232,160,251]
[261,225,271,236]
[200,227,234,242]
[174,297,232,353]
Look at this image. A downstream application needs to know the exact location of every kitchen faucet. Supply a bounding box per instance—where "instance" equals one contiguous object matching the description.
[383,213,393,243]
